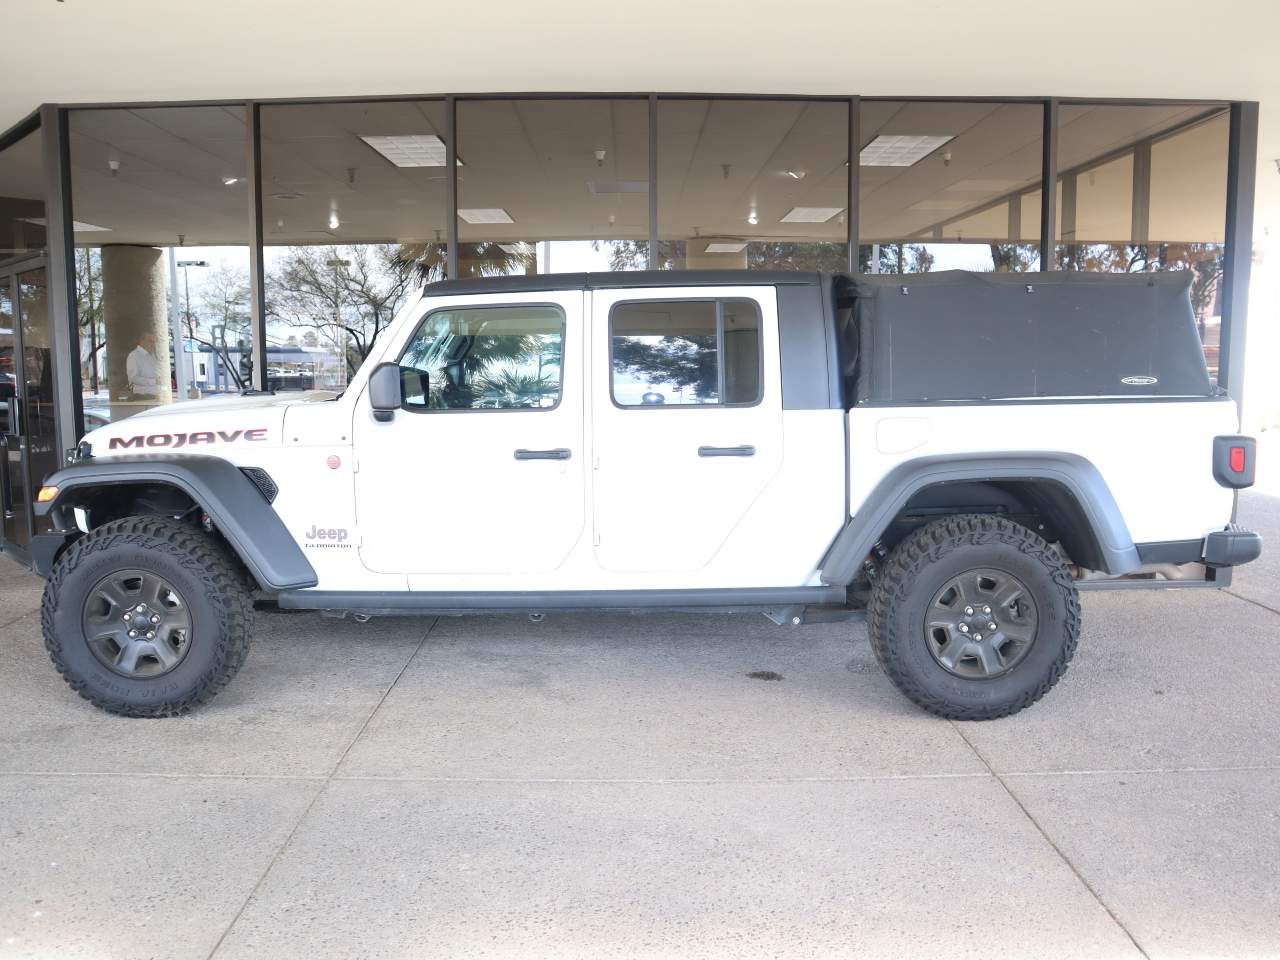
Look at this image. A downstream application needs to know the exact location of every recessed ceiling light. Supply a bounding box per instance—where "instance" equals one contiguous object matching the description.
[328,211,340,230]
[860,134,954,167]
[780,206,844,223]
[20,217,111,232]
[271,191,304,200]
[222,176,241,186]
[704,241,747,254]
[360,134,460,168]
[459,208,514,224]
[783,170,806,180]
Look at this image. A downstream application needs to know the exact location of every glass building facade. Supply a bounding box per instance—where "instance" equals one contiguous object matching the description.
[0,93,1260,565]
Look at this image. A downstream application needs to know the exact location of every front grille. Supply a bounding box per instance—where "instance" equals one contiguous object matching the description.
[240,467,278,503]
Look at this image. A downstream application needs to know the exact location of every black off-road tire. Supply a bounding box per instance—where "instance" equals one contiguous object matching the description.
[41,516,254,717]
[867,514,1080,720]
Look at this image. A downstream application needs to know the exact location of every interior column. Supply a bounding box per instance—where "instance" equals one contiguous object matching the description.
[100,244,172,418]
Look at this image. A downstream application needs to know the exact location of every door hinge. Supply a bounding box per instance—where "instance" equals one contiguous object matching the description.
[593,531,601,546]
[592,456,600,470]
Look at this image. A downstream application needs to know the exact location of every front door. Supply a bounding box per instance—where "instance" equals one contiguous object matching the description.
[590,286,784,574]
[1,262,57,565]
[353,291,587,577]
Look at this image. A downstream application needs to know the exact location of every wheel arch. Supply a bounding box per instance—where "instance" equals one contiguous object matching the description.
[33,455,317,592]
[820,453,1141,585]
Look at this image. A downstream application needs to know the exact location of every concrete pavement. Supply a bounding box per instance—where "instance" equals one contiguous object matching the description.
[1,493,1278,959]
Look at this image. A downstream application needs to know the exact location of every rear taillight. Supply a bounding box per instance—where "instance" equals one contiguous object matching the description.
[1213,436,1256,489]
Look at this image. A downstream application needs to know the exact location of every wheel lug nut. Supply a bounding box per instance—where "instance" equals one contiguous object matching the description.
[988,622,997,631]
[146,631,155,639]
[128,630,138,638]
[983,606,991,614]
[959,623,969,633]
[964,606,974,615]
[151,615,161,624]
[135,604,146,612]
[974,633,983,641]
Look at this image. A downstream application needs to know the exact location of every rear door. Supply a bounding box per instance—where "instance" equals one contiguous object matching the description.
[590,286,783,573]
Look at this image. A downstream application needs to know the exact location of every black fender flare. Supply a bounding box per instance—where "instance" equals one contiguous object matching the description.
[34,454,318,591]
[819,452,1142,585]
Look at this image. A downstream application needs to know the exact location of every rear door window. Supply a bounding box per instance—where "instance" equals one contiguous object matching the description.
[609,299,762,407]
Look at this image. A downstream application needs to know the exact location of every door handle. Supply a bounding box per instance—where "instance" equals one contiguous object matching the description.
[0,438,11,516]
[514,448,572,461]
[698,445,756,458]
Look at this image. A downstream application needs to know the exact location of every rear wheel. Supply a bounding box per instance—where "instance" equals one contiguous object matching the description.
[42,516,254,717]
[867,514,1080,720]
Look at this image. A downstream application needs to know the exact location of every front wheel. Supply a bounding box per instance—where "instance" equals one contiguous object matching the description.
[867,514,1080,720]
[41,516,254,717]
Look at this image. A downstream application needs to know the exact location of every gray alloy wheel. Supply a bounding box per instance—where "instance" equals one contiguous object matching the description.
[924,567,1039,679]
[81,569,194,679]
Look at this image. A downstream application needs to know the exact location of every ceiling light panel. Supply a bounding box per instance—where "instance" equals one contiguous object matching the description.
[704,242,747,254]
[360,134,458,167]
[859,135,955,167]
[458,208,514,224]
[779,207,844,224]
[21,217,111,232]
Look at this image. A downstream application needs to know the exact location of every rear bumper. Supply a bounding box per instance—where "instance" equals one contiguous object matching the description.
[1203,525,1263,568]
[1135,525,1263,569]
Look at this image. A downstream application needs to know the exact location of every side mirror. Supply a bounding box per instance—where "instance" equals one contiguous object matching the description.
[368,362,402,422]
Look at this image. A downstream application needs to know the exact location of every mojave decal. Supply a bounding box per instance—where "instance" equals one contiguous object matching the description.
[107,428,269,450]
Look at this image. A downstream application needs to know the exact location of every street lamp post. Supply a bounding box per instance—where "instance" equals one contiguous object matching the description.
[326,258,352,382]
[176,259,208,398]
[176,260,209,335]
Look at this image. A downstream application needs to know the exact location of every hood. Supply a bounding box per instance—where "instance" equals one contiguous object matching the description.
[83,391,338,456]
[123,390,339,419]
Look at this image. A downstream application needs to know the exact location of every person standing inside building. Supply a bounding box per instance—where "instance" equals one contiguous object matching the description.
[126,332,162,400]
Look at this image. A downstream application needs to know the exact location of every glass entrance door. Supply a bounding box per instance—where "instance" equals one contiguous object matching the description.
[1,272,27,558]
[0,260,55,566]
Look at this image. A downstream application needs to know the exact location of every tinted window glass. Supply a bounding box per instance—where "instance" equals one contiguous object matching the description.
[610,299,761,407]
[399,304,563,411]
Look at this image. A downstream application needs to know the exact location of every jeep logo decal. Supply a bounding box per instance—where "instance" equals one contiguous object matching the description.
[1120,375,1159,386]
[304,525,352,549]
[108,428,269,450]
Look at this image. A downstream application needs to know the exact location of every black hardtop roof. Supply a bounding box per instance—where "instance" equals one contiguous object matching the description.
[848,268,1193,294]
[423,269,824,297]
[424,268,1196,299]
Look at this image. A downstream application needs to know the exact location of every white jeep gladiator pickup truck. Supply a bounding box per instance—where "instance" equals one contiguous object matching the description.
[31,269,1261,719]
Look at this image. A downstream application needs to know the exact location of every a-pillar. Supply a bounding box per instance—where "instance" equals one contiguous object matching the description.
[101,245,172,417]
